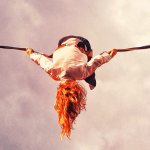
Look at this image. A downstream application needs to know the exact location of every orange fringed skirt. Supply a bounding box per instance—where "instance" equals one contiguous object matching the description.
[54,80,87,140]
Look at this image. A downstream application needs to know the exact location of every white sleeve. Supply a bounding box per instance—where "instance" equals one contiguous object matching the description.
[74,52,111,80]
[30,53,52,72]
[87,52,111,68]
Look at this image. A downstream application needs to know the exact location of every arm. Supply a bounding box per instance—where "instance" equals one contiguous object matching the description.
[84,52,112,90]
[87,49,117,70]
[84,49,117,90]
[75,49,117,82]
[87,51,112,70]
[26,47,53,72]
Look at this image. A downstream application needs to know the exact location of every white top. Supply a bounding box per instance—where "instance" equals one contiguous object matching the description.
[30,45,111,81]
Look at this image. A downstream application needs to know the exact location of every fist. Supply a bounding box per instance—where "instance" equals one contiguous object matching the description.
[26,47,33,56]
[108,49,117,58]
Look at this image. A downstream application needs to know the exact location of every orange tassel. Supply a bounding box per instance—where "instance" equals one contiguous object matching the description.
[54,80,87,140]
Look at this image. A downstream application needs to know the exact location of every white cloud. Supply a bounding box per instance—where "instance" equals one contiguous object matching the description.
[1,0,150,149]
[111,0,150,45]
[10,0,43,27]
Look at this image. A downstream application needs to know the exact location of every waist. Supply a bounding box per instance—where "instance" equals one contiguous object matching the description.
[55,44,85,52]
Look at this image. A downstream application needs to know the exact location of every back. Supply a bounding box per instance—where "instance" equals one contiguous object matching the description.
[52,46,87,78]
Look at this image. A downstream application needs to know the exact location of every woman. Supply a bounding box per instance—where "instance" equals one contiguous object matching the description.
[26,35,117,140]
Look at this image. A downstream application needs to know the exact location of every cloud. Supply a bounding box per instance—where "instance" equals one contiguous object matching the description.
[111,0,150,45]
[1,0,150,149]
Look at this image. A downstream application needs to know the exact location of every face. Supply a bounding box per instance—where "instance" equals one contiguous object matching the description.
[79,47,86,54]
[79,48,93,61]
[87,51,92,57]
[86,50,93,61]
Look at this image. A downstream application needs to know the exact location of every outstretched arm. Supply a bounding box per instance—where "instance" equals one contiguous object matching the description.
[26,47,53,72]
[88,49,117,68]
[88,48,117,70]
[26,48,60,81]
[73,49,117,82]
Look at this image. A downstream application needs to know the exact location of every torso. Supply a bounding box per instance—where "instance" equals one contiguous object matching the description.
[52,45,87,80]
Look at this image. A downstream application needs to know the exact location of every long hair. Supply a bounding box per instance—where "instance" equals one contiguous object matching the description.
[54,80,87,140]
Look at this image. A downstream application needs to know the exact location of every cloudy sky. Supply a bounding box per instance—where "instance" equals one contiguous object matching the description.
[1,0,150,149]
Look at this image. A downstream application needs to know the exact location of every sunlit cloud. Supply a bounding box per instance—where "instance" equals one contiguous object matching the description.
[1,0,150,149]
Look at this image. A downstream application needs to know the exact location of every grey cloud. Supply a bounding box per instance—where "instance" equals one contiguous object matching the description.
[1,0,150,150]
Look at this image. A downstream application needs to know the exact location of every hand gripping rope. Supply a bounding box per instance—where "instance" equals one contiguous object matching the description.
[0,45,53,58]
[1,44,150,57]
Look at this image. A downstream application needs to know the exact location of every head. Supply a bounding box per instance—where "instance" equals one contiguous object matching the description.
[54,80,87,140]
[78,47,93,61]
[85,50,93,61]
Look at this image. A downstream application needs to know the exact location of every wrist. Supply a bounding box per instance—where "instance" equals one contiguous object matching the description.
[26,48,33,56]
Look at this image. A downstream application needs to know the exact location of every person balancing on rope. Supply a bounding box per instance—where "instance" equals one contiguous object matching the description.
[26,35,117,140]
